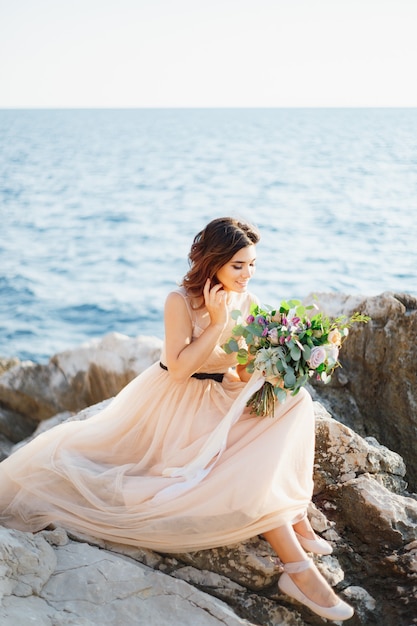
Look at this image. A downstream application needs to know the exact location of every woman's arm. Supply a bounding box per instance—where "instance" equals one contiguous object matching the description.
[236,362,252,382]
[164,280,229,383]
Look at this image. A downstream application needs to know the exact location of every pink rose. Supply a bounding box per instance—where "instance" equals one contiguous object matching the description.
[308,346,327,368]
[268,327,279,345]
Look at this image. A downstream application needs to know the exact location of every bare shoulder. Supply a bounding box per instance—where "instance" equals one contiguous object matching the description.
[165,290,185,304]
[164,290,193,354]
[164,290,192,323]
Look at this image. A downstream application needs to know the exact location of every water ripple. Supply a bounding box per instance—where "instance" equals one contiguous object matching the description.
[1,108,417,361]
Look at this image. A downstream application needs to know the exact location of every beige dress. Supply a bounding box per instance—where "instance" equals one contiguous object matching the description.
[0,288,315,552]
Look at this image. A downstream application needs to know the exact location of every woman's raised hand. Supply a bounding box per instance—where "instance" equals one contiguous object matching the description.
[203,279,229,328]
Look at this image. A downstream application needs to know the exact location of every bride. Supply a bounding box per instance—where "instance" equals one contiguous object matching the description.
[0,217,354,621]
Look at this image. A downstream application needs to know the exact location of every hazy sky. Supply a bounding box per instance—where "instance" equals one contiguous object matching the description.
[1,0,416,107]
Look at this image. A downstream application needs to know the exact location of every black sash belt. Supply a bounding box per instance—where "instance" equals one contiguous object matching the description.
[159,362,224,383]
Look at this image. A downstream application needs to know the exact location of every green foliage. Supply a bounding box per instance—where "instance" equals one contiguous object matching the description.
[222,299,370,417]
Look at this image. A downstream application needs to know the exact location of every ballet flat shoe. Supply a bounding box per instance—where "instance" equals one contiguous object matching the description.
[278,571,354,621]
[295,531,333,555]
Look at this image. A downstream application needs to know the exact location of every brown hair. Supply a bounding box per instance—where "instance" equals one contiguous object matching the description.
[181,217,260,302]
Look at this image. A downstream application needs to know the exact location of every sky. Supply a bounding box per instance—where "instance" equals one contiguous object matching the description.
[1,0,417,108]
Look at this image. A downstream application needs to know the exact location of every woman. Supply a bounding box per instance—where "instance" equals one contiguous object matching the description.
[0,217,353,621]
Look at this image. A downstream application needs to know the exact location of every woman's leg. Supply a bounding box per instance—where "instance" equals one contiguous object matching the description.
[263,523,339,608]
[291,511,333,555]
[292,515,317,540]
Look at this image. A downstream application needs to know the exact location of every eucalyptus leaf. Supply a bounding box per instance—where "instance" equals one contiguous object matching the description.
[294,373,308,389]
[276,346,286,359]
[290,345,301,361]
[302,345,311,360]
[284,370,297,388]
[228,339,239,352]
[275,387,287,403]
[237,348,248,362]
[251,325,265,337]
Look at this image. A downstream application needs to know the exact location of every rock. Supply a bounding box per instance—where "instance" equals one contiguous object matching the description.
[172,536,282,591]
[343,586,377,623]
[305,291,417,491]
[311,404,417,626]
[0,527,56,602]
[66,533,308,626]
[0,528,256,626]
[0,405,37,444]
[0,333,162,428]
[313,402,407,494]
[334,474,417,548]
[0,357,20,376]
[0,434,13,462]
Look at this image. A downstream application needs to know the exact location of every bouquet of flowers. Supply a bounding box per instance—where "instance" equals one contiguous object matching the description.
[223,299,370,417]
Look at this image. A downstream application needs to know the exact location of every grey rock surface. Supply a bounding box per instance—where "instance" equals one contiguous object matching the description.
[306,291,417,490]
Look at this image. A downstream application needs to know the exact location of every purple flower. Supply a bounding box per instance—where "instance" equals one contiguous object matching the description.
[246,315,255,324]
[256,315,267,325]
[282,316,288,326]
[279,335,286,345]
[292,316,300,325]
[262,327,269,337]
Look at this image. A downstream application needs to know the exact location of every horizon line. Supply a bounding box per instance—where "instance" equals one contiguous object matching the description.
[1,105,417,111]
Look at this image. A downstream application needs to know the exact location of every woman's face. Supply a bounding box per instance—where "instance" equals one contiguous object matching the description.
[215,245,257,292]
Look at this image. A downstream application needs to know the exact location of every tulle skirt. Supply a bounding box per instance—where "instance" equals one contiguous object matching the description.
[0,362,315,552]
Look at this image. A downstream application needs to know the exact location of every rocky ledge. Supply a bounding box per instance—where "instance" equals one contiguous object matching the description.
[1,292,416,626]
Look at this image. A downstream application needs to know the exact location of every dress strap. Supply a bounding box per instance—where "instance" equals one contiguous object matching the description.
[282,558,312,574]
[174,288,197,323]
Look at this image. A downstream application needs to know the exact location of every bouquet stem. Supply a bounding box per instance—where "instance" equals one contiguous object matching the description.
[246,382,276,417]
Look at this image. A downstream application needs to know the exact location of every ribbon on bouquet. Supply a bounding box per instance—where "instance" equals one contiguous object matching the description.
[152,369,264,504]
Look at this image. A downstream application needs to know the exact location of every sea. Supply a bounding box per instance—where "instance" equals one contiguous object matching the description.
[1,108,417,363]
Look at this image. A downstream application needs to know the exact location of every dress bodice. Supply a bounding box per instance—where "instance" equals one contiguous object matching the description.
[161,287,257,374]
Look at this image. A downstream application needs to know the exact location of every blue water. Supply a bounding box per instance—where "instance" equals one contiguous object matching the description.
[1,108,417,363]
